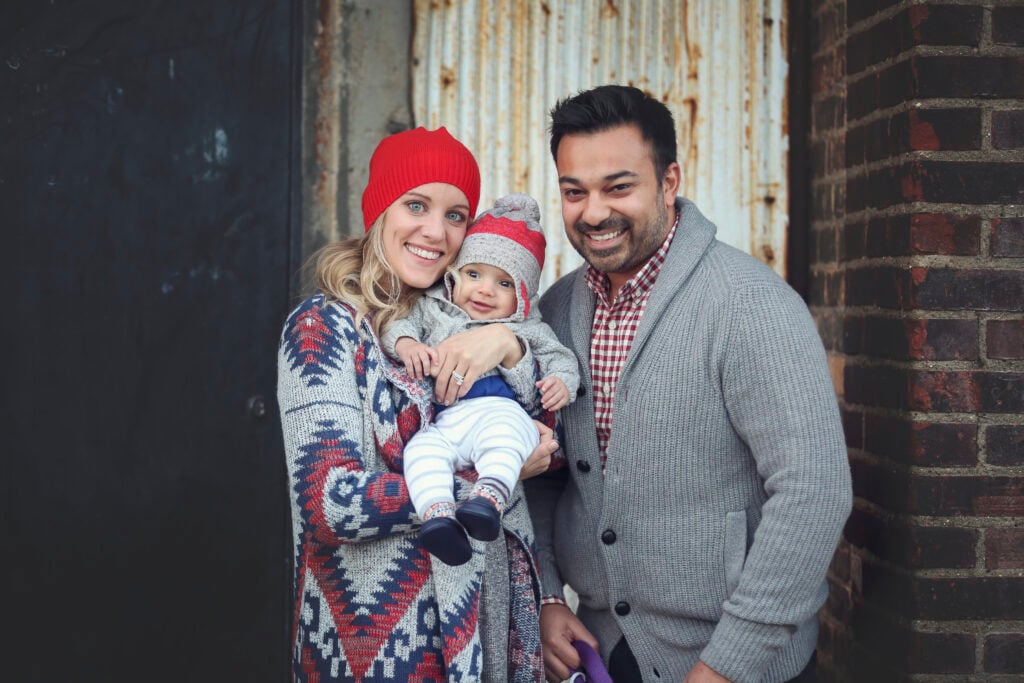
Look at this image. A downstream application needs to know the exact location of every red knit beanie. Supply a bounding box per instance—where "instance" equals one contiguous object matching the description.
[361,126,481,231]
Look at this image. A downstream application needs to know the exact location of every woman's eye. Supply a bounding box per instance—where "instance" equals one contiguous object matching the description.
[406,200,425,212]
[446,210,466,223]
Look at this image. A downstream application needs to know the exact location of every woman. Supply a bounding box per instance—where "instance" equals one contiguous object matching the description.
[277,126,557,682]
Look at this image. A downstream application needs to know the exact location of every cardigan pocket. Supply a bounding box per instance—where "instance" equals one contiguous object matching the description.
[724,510,748,596]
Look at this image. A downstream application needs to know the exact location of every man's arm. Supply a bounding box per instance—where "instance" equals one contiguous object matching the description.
[699,281,852,681]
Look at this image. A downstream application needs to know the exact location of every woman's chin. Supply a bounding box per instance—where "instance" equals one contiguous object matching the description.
[396,265,444,289]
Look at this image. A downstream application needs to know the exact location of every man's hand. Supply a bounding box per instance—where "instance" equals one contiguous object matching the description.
[537,376,570,411]
[540,604,599,683]
[519,420,558,480]
[683,661,731,683]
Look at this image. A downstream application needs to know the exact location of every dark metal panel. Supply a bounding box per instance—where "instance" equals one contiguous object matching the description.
[2,1,294,680]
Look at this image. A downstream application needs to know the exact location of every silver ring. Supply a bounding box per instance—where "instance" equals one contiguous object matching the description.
[452,371,465,386]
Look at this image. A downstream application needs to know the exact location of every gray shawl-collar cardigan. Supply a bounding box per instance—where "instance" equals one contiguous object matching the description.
[526,198,852,683]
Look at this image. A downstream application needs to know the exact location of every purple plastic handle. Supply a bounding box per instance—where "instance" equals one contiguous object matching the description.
[569,640,614,683]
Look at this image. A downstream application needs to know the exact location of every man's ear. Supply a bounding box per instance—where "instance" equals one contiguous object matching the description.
[662,162,682,203]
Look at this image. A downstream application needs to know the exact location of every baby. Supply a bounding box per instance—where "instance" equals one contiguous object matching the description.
[383,193,580,565]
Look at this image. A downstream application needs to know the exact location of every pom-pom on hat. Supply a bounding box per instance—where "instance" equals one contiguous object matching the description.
[361,126,481,231]
[454,193,547,317]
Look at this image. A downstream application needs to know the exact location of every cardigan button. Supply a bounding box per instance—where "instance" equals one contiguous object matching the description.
[601,529,616,545]
[577,460,591,473]
[614,601,631,616]
[576,386,586,397]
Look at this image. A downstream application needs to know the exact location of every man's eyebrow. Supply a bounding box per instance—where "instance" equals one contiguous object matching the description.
[558,170,640,185]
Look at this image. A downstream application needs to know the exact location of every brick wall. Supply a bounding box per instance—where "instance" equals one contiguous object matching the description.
[808,1,1024,680]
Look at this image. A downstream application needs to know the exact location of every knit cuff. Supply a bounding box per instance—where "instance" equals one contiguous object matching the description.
[699,611,790,682]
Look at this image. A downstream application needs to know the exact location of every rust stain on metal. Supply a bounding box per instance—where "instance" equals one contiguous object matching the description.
[440,65,455,88]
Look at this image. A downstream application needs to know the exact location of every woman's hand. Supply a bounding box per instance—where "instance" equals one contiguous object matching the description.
[431,324,524,405]
[520,420,559,480]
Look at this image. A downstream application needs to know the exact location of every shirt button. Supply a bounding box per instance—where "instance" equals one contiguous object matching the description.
[577,460,592,473]
[615,601,631,616]
[608,321,617,331]
[601,529,616,545]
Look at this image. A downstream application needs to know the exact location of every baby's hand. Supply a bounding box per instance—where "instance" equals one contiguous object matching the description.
[395,337,439,380]
[537,376,570,411]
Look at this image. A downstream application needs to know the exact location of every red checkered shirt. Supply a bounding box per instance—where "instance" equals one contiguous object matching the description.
[540,213,680,607]
[587,213,679,470]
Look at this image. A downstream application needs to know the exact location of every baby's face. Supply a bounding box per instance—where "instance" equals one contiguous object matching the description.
[453,263,518,320]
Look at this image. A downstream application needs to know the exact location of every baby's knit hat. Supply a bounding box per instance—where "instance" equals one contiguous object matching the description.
[361,126,481,231]
[454,193,547,316]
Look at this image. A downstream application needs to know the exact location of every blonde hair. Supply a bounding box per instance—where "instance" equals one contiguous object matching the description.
[310,213,425,337]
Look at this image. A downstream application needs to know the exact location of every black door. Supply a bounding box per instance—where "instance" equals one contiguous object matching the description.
[2,2,295,680]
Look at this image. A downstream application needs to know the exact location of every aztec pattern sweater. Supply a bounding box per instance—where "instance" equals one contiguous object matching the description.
[278,295,545,683]
[526,199,852,683]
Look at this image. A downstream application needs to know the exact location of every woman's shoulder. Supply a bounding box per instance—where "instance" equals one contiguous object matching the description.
[279,294,363,362]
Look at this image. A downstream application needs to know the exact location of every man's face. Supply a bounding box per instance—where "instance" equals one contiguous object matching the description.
[555,124,679,288]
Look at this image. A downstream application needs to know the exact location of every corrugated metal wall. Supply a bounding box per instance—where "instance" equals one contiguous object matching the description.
[412,0,789,287]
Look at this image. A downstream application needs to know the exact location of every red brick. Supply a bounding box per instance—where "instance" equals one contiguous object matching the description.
[987,425,1024,467]
[986,528,1024,571]
[813,95,844,132]
[846,507,978,569]
[993,7,1024,46]
[987,320,1024,359]
[847,161,1024,212]
[991,217,1024,257]
[849,16,988,85]
[908,109,981,151]
[844,267,911,309]
[814,224,837,262]
[813,3,843,54]
[909,213,981,256]
[992,110,1024,150]
[908,162,1024,206]
[844,364,907,409]
[862,562,1024,619]
[907,5,982,47]
[860,317,977,361]
[911,474,1024,517]
[912,268,1024,311]
[842,213,981,258]
[976,373,1024,413]
[915,577,1024,620]
[985,634,1024,673]
[809,270,841,307]
[915,56,1024,99]
[850,606,977,674]
[909,370,979,412]
[854,459,1024,516]
[863,414,977,467]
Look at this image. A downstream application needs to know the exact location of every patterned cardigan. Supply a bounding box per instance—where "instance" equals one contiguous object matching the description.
[277,295,546,682]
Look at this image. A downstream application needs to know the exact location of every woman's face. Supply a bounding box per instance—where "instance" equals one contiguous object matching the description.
[380,182,472,289]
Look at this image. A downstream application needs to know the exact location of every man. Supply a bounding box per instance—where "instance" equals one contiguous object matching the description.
[525,85,852,683]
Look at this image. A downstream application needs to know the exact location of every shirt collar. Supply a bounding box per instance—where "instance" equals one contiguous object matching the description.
[585,209,681,304]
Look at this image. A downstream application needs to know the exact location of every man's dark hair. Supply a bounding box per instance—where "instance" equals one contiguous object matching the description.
[549,84,678,180]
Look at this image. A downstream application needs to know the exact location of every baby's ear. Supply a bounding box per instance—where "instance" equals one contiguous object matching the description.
[446,267,461,293]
